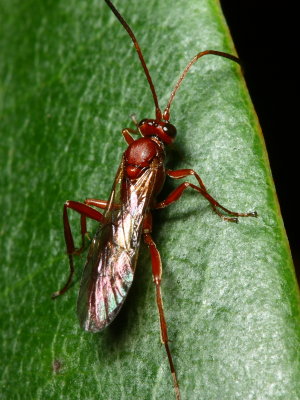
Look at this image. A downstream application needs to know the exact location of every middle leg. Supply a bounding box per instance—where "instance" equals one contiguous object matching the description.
[157,169,257,222]
[52,200,107,299]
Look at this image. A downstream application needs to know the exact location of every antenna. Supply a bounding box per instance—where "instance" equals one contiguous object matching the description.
[162,50,240,121]
[104,0,162,120]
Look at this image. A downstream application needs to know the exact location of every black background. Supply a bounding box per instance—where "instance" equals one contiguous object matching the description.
[221,1,299,282]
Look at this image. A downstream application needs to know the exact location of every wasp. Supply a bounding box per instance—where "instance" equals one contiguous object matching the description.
[53,1,257,398]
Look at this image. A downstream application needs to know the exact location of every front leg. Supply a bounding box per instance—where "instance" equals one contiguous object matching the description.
[122,128,139,144]
[121,114,141,144]
[156,169,257,222]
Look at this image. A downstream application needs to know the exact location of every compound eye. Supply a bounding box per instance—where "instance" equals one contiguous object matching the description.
[138,119,149,127]
[163,123,177,138]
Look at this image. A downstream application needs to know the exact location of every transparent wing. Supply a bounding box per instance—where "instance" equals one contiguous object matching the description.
[77,157,158,332]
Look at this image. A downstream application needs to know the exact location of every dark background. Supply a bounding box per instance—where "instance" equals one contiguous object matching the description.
[221,1,299,282]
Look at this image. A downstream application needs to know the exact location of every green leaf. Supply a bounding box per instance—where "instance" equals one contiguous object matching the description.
[1,0,299,399]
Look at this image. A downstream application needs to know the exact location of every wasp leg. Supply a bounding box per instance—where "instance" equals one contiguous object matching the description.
[122,128,139,144]
[143,215,181,400]
[52,200,107,299]
[157,169,257,222]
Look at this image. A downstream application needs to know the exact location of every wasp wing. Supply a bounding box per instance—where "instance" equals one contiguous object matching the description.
[77,157,158,332]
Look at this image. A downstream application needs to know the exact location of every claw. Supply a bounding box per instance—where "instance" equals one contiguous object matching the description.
[51,290,62,299]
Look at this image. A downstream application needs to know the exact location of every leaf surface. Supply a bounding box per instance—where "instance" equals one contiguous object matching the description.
[1,0,299,399]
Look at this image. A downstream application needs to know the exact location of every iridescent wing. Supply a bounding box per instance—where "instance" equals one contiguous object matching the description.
[77,157,158,332]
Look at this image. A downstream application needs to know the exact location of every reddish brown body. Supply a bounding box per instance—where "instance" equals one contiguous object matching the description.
[124,136,166,194]
[75,126,172,333]
[52,1,257,399]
